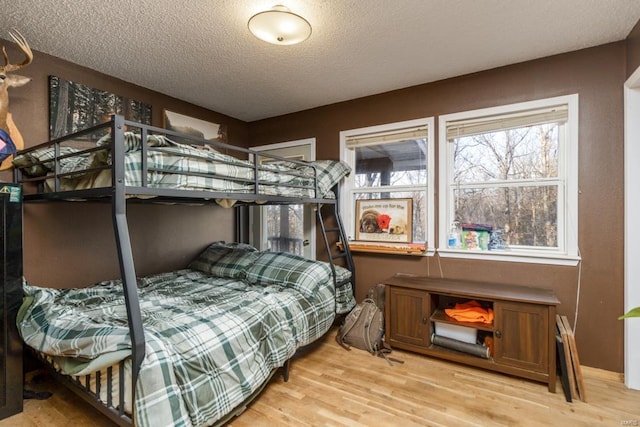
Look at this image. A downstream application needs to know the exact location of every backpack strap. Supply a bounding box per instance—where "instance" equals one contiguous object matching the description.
[361,298,380,353]
[376,340,405,366]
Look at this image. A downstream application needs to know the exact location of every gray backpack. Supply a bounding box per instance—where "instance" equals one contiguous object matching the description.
[336,288,403,365]
[336,297,385,355]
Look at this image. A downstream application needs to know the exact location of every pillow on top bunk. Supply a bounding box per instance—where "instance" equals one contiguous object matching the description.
[188,241,258,279]
[96,132,173,152]
[245,251,332,298]
[310,160,352,196]
[96,131,222,155]
[13,146,92,177]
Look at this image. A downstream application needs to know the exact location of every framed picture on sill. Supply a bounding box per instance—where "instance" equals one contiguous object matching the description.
[355,198,413,243]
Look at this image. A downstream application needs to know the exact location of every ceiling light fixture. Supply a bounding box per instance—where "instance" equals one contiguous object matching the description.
[248,5,312,45]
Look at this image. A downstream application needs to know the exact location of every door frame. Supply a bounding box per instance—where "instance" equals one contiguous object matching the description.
[249,138,316,259]
[624,65,640,390]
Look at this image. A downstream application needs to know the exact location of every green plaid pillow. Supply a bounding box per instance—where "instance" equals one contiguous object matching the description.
[311,160,351,196]
[13,146,86,177]
[96,132,176,152]
[335,283,356,314]
[245,251,332,298]
[188,242,258,279]
[330,264,352,284]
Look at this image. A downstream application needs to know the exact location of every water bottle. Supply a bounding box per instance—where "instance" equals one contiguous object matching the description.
[448,221,461,249]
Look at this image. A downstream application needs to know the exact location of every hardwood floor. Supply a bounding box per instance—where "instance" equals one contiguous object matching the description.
[3,327,639,426]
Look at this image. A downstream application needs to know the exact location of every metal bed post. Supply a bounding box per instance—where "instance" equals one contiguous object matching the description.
[111,115,146,400]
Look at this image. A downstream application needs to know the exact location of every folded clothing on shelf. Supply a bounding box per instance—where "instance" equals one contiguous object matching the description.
[444,300,494,324]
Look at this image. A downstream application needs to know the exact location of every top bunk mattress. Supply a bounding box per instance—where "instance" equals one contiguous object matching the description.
[13,119,351,204]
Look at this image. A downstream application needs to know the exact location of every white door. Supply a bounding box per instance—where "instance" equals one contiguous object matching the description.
[249,139,315,259]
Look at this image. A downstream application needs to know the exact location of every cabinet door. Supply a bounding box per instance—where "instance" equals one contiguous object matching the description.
[386,286,430,348]
[493,301,548,373]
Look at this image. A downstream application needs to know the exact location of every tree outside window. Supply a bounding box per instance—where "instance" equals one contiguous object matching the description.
[439,94,579,264]
[452,124,560,248]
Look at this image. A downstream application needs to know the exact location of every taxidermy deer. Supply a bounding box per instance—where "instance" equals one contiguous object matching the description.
[0,30,32,164]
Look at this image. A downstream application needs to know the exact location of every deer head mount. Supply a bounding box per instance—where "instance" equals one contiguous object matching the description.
[0,30,32,110]
[0,30,32,165]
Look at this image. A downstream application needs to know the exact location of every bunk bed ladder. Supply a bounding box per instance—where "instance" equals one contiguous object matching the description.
[317,198,355,289]
[112,116,146,410]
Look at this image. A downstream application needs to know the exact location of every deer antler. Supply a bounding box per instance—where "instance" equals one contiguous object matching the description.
[1,30,33,73]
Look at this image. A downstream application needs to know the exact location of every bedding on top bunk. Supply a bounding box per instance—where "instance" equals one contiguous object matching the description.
[13,132,351,201]
[18,243,355,427]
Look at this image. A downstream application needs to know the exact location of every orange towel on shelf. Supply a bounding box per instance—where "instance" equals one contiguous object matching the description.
[444,300,494,324]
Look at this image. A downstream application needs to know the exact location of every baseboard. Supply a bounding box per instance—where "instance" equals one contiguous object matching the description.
[581,365,624,382]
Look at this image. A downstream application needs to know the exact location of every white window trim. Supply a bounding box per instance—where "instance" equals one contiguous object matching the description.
[438,95,580,266]
[340,117,436,255]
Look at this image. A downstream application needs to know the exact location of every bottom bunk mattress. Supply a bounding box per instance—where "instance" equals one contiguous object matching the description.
[18,253,347,427]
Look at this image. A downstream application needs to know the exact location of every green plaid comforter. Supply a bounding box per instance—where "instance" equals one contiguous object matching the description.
[19,267,338,427]
[126,144,348,198]
[15,133,352,198]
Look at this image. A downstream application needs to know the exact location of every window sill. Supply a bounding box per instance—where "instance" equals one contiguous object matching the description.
[437,248,580,266]
[339,241,435,256]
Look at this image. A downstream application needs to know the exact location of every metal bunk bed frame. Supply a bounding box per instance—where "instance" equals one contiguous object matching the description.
[15,115,354,426]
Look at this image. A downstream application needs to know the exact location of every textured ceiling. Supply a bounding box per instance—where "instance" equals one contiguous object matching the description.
[2,0,640,122]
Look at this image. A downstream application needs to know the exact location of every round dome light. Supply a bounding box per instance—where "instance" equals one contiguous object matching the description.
[248,5,312,45]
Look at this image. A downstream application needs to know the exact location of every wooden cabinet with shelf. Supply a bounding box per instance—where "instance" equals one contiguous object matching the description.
[384,273,559,392]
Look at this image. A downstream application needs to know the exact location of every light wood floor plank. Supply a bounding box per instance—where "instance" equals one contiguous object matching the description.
[2,327,639,426]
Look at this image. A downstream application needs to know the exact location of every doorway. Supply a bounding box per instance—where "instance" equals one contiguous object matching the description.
[249,138,316,259]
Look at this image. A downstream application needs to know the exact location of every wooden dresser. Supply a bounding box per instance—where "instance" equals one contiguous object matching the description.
[384,273,560,392]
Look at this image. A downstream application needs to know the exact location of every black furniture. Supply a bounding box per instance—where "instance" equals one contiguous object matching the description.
[0,182,23,420]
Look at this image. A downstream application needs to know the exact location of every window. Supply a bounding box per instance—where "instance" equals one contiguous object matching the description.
[439,95,579,265]
[340,118,435,252]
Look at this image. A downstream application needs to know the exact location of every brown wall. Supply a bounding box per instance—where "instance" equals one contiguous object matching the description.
[249,42,627,372]
[0,45,248,287]
[627,19,640,77]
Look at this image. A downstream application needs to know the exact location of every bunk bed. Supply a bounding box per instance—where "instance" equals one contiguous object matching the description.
[12,115,356,427]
